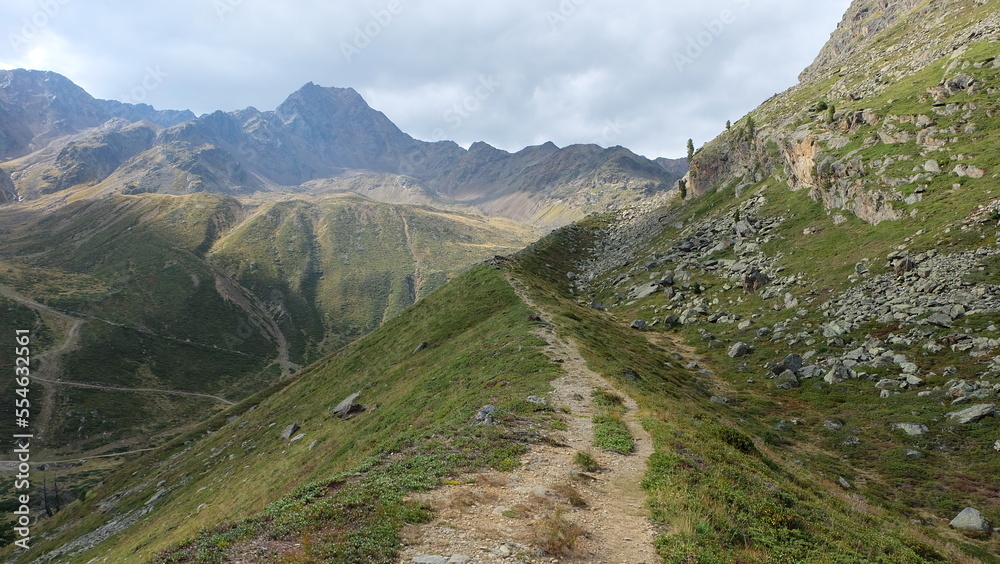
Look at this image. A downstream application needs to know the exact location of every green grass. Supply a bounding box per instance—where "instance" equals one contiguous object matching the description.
[4,265,561,563]
[592,414,634,454]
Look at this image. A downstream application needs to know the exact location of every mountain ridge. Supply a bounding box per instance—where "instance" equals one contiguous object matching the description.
[0,71,685,228]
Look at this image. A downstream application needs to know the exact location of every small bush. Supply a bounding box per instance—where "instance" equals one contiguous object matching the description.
[592,388,625,408]
[717,426,758,456]
[553,484,587,508]
[573,451,601,473]
[534,509,584,556]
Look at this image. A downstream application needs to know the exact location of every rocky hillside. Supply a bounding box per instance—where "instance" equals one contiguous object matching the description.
[0,74,684,228]
[0,69,194,159]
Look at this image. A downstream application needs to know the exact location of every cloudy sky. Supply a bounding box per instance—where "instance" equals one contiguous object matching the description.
[0,0,851,159]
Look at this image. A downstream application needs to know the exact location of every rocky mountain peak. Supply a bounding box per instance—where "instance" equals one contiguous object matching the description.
[799,0,924,83]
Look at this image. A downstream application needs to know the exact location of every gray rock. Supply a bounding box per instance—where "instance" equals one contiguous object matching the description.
[332,392,367,420]
[589,300,606,311]
[710,396,733,405]
[630,320,647,331]
[925,312,954,328]
[824,364,853,385]
[744,271,770,293]
[412,556,449,564]
[631,282,660,300]
[772,353,803,375]
[891,423,929,436]
[799,365,823,379]
[756,327,773,338]
[775,370,800,390]
[822,322,848,338]
[905,449,924,458]
[876,379,901,390]
[838,476,852,489]
[946,404,997,424]
[413,342,428,354]
[280,423,300,440]
[448,555,471,564]
[728,342,751,358]
[924,159,941,173]
[823,420,844,430]
[950,507,991,534]
[526,396,547,405]
[475,405,499,424]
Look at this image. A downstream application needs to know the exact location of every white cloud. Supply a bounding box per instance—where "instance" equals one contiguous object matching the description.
[0,0,853,158]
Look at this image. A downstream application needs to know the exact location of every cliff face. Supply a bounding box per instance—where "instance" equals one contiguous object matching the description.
[684,0,999,225]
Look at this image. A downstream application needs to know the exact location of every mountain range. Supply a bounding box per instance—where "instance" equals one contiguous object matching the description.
[0,69,684,227]
[3,0,1000,562]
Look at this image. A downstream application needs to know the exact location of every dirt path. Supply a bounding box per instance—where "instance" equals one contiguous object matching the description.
[1,284,85,443]
[31,376,235,405]
[397,278,659,563]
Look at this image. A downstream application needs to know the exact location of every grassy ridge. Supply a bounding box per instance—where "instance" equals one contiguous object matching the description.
[3,265,563,563]
[211,195,537,362]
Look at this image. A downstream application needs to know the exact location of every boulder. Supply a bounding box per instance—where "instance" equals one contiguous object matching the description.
[775,370,800,390]
[824,364,853,385]
[630,320,647,331]
[771,353,803,376]
[946,404,997,424]
[475,405,499,425]
[743,271,770,293]
[280,423,300,440]
[332,392,367,420]
[891,423,929,436]
[728,342,751,358]
[950,507,991,534]
[631,282,660,300]
[925,312,954,328]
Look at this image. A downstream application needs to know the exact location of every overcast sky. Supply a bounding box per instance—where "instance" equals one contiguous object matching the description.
[0,0,851,159]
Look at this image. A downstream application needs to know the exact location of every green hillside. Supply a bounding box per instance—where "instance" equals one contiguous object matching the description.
[0,192,534,467]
